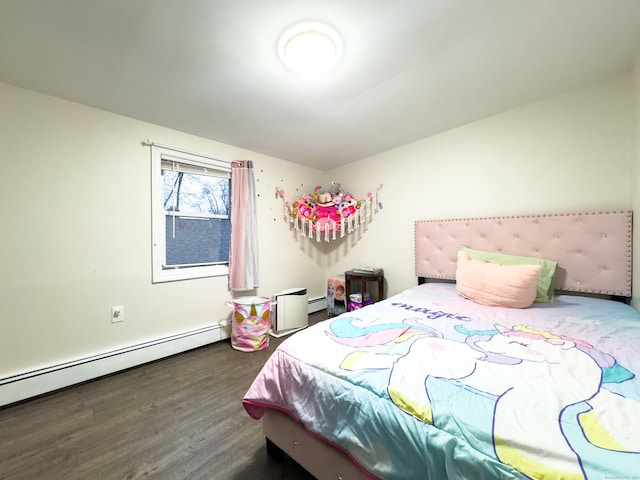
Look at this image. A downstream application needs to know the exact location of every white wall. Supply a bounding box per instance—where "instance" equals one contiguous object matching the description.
[327,74,636,299]
[632,57,640,311]
[0,82,327,379]
[1,71,637,386]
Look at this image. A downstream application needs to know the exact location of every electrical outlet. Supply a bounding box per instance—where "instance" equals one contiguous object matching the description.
[111,305,124,323]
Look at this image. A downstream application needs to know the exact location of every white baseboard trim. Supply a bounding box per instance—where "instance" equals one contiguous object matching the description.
[0,324,225,408]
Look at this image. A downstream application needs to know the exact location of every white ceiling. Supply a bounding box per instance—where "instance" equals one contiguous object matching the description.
[1,0,640,170]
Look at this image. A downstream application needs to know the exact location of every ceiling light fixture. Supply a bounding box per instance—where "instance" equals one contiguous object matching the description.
[278,22,343,75]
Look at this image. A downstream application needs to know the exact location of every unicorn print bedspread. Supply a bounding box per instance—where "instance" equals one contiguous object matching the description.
[243,283,640,479]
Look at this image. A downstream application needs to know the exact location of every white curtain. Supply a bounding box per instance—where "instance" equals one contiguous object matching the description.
[229,160,259,292]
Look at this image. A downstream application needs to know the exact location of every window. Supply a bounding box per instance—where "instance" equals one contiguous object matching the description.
[151,145,231,282]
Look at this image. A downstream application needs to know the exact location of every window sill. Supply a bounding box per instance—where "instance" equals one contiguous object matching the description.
[152,265,229,283]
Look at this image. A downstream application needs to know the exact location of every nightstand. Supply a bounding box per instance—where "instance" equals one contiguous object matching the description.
[344,269,385,311]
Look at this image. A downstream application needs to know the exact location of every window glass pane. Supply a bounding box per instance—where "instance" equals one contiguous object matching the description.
[162,167,231,268]
[162,170,230,216]
[165,216,231,266]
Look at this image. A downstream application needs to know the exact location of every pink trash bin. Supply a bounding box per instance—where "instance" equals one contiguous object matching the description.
[231,296,271,352]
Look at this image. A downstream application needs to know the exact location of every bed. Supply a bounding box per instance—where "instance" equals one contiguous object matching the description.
[243,211,640,479]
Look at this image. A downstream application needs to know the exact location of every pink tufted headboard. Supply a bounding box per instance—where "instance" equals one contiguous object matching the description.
[415,211,632,297]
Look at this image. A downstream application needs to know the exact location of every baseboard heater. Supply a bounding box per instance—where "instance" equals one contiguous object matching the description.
[0,324,224,408]
[307,295,327,314]
[1,295,328,407]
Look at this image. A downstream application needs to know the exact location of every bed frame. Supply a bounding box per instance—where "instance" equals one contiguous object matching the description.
[262,210,633,479]
[415,210,632,299]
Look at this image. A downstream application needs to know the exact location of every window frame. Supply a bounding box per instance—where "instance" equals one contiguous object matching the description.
[151,145,231,283]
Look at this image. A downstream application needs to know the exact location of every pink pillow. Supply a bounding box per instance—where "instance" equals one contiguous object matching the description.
[456,251,541,308]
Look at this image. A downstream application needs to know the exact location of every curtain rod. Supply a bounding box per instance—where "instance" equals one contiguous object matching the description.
[142,138,235,164]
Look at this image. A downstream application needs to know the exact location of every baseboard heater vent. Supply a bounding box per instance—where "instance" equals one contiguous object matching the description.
[0,324,224,408]
[307,296,327,314]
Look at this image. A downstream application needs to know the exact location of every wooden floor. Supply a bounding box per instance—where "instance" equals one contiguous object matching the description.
[0,313,328,480]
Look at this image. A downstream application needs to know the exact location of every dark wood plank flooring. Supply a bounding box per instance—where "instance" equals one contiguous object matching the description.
[0,312,328,480]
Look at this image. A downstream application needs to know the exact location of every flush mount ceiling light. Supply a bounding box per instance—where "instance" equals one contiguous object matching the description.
[278,22,343,74]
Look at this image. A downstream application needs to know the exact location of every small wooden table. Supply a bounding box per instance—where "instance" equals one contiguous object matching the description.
[344,269,385,311]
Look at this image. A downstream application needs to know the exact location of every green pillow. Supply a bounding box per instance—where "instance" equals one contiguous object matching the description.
[459,247,557,303]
